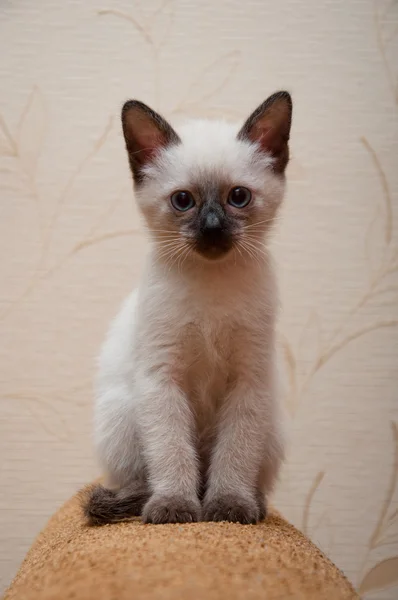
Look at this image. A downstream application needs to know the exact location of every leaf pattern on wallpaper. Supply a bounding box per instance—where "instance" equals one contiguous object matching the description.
[282,2,398,417]
[42,115,115,268]
[98,9,153,47]
[374,0,398,105]
[367,423,398,552]
[363,136,393,245]
[16,86,46,181]
[365,204,385,277]
[282,197,398,416]
[361,422,398,595]
[0,114,16,157]
[279,335,297,415]
[300,471,335,556]
[0,88,46,242]
[281,131,398,418]
[290,4,398,593]
[300,424,398,594]
[358,423,398,594]
[150,0,175,51]
[0,89,140,441]
[4,380,92,442]
[0,101,116,322]
[302,471,325,536]
[359,558,398,595]
[98,2,241,118]
[171,51,241,116]
[7,393,70,441]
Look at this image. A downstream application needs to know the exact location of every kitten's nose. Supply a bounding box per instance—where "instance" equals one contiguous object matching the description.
[196,204,232,259]
[202,210,222,231]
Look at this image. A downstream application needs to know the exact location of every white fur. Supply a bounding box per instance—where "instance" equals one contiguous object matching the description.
[94,117,285,519]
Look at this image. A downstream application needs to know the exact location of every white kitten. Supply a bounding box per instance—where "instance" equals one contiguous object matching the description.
[83,92,292,525]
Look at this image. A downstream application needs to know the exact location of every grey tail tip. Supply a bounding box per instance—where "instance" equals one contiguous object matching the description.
[80,484,118,526]
[80,483,146,526]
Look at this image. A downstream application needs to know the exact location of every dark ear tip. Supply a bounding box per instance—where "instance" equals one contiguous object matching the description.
[271,91,292,108]
[121,99,147,120]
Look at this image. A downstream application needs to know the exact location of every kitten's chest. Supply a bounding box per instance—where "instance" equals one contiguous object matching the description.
[180,317,233,421]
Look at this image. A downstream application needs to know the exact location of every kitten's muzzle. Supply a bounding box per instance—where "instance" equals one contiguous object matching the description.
[195,207,233,259]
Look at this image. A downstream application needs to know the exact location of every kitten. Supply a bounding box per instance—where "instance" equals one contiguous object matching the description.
[83,91,292,525]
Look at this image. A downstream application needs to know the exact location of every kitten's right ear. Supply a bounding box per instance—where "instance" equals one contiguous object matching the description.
[238,91,292,174]
[121,100,180,183]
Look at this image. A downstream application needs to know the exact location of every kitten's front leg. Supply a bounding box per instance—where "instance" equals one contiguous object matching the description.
[137,376,201,524]
[204,365,283,524]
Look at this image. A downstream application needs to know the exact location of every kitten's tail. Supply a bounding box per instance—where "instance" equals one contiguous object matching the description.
[81,482,149,526]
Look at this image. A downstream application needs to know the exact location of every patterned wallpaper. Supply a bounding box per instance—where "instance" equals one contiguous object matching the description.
[0,0,397,597]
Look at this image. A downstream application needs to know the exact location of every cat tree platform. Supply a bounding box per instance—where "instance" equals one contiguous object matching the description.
[4,487,358,600]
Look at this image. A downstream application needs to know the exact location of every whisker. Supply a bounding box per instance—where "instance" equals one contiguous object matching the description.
[149,229,183,234]
[176,243,188,272]
[242,217,278,230]
[238,240,258,265]
[178,244,192,272]
[155,241,183,263]
[155,239,182,248]
[235,242,243,260]
[158,241,182,253]
[243,232,269,246]
[167,243,186,272]
[243,238,270,260]
[153,236,182,243]
[239,238,270,268]
[244,235,269,250]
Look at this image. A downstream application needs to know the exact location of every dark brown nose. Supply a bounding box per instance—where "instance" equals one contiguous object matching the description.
[197,205,232,259]
[202,210,222,231]
[200,210,224,242]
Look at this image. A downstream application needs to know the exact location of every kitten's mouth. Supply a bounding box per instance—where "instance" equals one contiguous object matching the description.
[194,240,233,261]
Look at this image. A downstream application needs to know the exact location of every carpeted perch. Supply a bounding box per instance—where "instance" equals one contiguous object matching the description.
[3,487,359,600]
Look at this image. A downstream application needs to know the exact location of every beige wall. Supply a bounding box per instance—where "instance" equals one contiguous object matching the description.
[1,0,397,597]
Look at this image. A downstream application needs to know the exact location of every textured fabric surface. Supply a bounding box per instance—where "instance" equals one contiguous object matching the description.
[3,491,359,600]
[1,0,397,598]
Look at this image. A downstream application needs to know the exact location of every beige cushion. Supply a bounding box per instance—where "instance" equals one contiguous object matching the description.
[4,488,359,600]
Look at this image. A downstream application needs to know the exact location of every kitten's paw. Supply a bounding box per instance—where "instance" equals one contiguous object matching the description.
[142,495,201,524]
[203,494,259,524]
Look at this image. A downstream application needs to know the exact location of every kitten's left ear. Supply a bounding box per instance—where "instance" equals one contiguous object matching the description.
[121,100,180,183]
[238,91,292,174]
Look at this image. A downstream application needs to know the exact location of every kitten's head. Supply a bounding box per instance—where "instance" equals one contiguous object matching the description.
[121,92,292,262]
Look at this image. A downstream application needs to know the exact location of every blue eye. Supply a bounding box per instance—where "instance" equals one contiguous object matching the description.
[227,187,252,208]
[170,190,195,212]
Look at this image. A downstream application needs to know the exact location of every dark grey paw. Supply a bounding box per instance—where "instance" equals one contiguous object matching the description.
[142,495,201,524]
[203,494,259,524]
